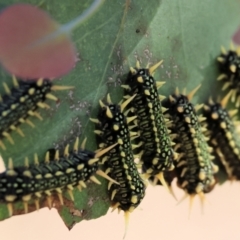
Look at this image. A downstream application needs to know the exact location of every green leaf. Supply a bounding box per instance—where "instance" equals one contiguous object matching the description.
[0,0,239,229]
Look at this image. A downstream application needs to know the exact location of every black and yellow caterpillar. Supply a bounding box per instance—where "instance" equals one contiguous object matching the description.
[122,61,176,189]
[0,138,117,216]
[0,77,73,149]
[163,86,218,206]
[203,92,240,180]
[91,94,146,238]
[217,44,240,106]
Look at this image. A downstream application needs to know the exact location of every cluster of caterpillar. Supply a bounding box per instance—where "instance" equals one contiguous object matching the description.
[2,48,240,238]
[0,77,73,150]
[0,137,118,216]
[217,43,240,106]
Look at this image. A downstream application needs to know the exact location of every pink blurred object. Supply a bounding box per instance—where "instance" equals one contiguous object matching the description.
[0,4,77,80]
[232,25,240,45]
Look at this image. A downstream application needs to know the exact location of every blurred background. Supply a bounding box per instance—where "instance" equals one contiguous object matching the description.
[1,181,240,240]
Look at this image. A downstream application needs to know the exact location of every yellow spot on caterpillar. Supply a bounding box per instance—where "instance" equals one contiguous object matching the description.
[36,78,43,86]
[23,170,32,178]
[6,170,17,177]
[234,148,239,155]
[2,110,9,117]
[230,64,236,73]
[66,168,75,174]
[127,175,132,181]
[177,106,184,113]
[198,171,206,180]
[5,195,17,202]
[35,192,41,198]
[144,89,150,96]
[28,88,35,95]
[45,190,51,196]
[152,158,158,165]
[77,164,84,170]
[55,171,64,176]
[137,76,144,83]
[120,151,126,157]
[118,139,123,145]
[195,183,203,193]
[131,195,138,204]
[45,173,53,178]
[190,128,196,134]
[185,117,191,123]
[35,174,42,179]
[113,124,119,131]
[22,194,31,202]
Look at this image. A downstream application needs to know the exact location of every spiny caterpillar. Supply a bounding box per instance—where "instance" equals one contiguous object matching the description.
[0,77,73,150]
[203,91,240,180]
[217,43,240,107]
[122,60,177,190]
[91,94,146,238]
[0,137,118,216]
[163,86,218,207]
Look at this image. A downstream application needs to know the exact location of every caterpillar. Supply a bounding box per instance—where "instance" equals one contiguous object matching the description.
[0,77,73,150]
[163,86,218,207]
[91,94,146,238]
[122,61,177,190]
[217,44,240,107]
[0,137,118,216]
[203,91,240,180]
